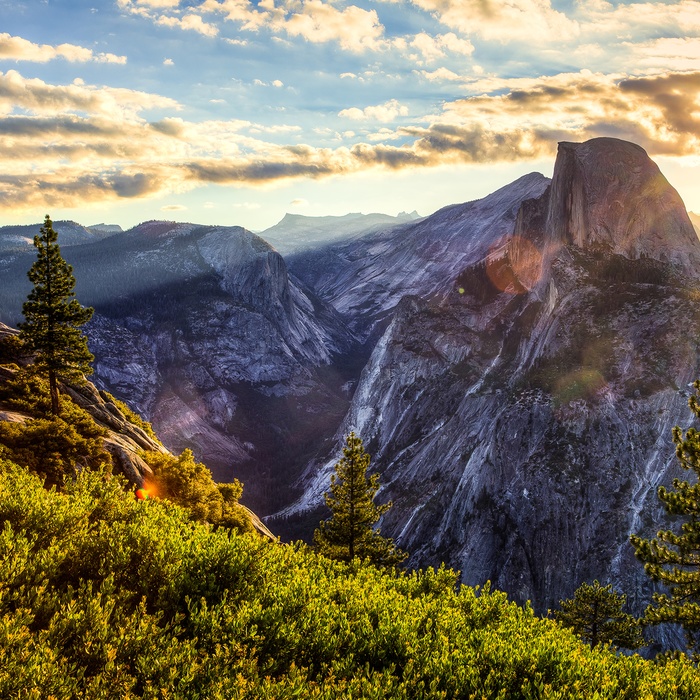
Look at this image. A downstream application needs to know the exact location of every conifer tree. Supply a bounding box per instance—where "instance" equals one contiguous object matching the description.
[554,580,644,649]
[314,432,406,566]
[19,215,94,415]
[631,380,700,652]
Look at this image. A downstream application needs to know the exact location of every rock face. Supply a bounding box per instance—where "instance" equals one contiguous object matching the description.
[0,222,358,515]
[281,139,700,616]
[544,139,700,270]
[288,173,550,341]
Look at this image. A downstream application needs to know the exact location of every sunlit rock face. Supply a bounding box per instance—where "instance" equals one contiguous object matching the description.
[544,138,700,270]
[283,138,700,617]
[287,173,551,342]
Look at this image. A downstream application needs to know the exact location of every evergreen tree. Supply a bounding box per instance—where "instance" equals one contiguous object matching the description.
[18,215,94,415]
[630,380,700,652]
[314,432,406,566]
[554,580,644,649]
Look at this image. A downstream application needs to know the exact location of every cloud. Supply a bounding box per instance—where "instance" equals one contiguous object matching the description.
[0,70,179,117]
[418,67,464,82]
[403,0,579,42]
[0,33,126,64]
[2,66,700,215]
[156,13,219,36]
[408,32,474,63]
[163,58,174,65]
[161,204,187,210]
[339,99,409,122]
[199,0,388,52]
[290,198,309,207]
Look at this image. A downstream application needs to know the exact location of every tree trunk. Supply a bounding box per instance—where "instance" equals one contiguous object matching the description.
[49,368,60,415]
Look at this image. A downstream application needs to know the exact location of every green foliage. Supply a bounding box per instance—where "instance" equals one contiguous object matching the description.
[631,379,700,653]
[142,449,252,532]
[0,458,699,699]
[0,365,53,414]
[314,432,406,567]
[0,382,110,487]
[18,215,94,414]
[0,333,26,365]
[554,580,644,650]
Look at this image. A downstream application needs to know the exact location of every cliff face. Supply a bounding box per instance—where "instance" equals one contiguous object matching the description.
[543,139,700,270]
[0,223,358,515]
[288,173,550,341]
[282,139,700,616]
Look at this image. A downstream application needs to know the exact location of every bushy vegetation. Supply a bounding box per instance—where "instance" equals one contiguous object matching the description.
[0,458,699,699]
[142,448,252,533]
[0,359,250,530]
[0,369,111,487]
[100,389,160,442]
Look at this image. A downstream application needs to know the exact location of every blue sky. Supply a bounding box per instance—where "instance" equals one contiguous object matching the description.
[1,0,699,231]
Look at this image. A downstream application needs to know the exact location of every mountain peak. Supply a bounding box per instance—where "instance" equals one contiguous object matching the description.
[544,137,700,270]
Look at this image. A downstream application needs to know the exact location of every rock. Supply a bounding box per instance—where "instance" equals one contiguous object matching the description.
[281,138,700,621]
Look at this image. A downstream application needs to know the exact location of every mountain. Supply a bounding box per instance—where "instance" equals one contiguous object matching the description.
[286,173,550,341]
[0,220,121,258]
[259,211,419,255]
[279,138,700,616]
[0,220,358,514]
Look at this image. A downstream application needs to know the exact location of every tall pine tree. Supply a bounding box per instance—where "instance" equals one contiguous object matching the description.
[314,432,406,566]
[631,379,700,652]
[19,215,94,415]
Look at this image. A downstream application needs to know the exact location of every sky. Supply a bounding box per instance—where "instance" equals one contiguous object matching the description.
[1,0,699,232]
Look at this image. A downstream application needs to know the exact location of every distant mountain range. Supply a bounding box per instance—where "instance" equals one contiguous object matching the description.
[2,137,699,618]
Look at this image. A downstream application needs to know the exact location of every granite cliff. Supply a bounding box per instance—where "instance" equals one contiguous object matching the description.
[281,139,700,616]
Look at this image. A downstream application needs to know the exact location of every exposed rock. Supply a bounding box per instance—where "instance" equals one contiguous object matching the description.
[544,139,700,271]
[280,138,700,623]
[287,173,550,341]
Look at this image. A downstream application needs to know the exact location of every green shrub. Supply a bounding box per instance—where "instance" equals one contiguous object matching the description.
[0,399,110,487]
[0,458,699,699]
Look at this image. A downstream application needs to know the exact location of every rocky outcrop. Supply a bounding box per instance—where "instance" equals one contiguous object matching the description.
[281,138,700,619]
[543,139,700,270]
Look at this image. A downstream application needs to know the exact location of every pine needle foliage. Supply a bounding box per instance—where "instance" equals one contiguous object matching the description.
[631,380,700,652]
[18,215,94,415]
[314,432,406,566]
[554,580,644,649]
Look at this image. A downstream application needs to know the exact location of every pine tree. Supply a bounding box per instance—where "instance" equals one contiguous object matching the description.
[314,432,406,566]
[630,380,700,652]
[18,215,94,415]
[553,580,644,649]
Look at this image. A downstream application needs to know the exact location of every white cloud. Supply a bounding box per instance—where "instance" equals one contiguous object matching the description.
[290,197,309,206]
[418,67,464,82]
[202,0,387,52]
[156,13,219,36]
[0,33,126,64]
[0,69,179,117]
[404,0,579,42]
[161,203,187,210]
[339,99,409,123]
[163,58,174,65]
